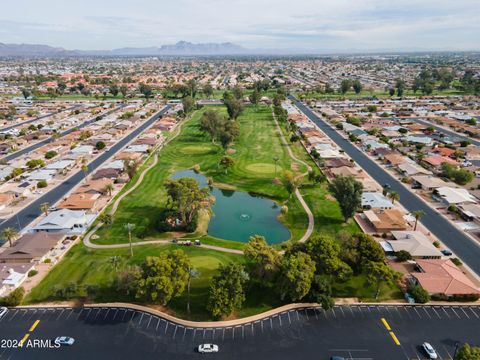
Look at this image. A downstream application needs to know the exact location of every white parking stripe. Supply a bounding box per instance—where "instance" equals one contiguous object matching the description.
[413,307,422,318]
[442,307,451,319]
[451,307,461,319]
[422,307,432,319]
[431,307,441,319]
[460,308,470,319]
[469,307,479,318]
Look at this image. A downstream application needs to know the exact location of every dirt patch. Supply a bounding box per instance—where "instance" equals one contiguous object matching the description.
[325,194,335,201]
[291,163,300,171]
[272,177,282,185]
[226,148,236,155]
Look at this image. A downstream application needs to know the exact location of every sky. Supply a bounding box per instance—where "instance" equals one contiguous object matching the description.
[1,0,479,52]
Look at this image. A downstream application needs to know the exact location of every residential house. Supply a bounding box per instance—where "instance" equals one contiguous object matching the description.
[57,193,98,211]
[361,192,394,210]
[0,232,65,263]
[383,231,443,259]
[397,162,432,177]
[363,208,408,232]
[91,168,121,181]
[411,259,480,297]
[0,263,33,296]
[434,187,477,206]
[30,209,95,234]
[411,175,447,191]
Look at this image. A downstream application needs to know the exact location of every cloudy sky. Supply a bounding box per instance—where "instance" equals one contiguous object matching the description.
[1,0,479,52]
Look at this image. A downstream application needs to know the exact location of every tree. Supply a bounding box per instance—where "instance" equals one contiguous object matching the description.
[278,252,316,301]
[244,235,280,282]
[103,183,114,196]
[328,176,363,221]
[120,85,129,98]
[412,210,426,231]
[186,266,199,314]
[455,343,480,360]
[304,235,352,279]
[219,121,239,150]
[0,287,25,306]
[389,88,395,96]
[95,141,106,150]
[26,159,45,169]
[164,177,210,225]
[109,256,121,272]
[395,250,412,262]
[365,261,398,299]
[232,86,243,100]
[138,83,153,100]
[388,191,400,204]
[207,262,249,319]
[182,96,195,114]
[249,89,261,108]
[40,202,49,216]
[124,223,135,257]
[352,80,362,94]
[81,164,89,182]
[395,79,406,97]
[202,84,214,98]
[407,284,430,304]
[45,150,58,159]
[115,266,141,296]
[273,156,280,178]
[340,79,352,94]
[21,88,31,100]
[99,213,113,226]
[199,110,224,143]
[224,96,243,120]
[123,159,140,180]
[0,227,18,247]
[219,156,235,174]
[136,251,191,305]
[310,276,335,311]
[109,84,119,97]
[186,79,198,97]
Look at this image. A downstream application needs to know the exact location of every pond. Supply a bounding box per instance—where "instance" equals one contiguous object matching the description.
[171,170,291,244]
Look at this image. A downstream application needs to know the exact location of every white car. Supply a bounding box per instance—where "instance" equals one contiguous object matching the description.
[55,336,75,346]
[0,307,8,319]
[198,344,219,353]
[422,342,438,359]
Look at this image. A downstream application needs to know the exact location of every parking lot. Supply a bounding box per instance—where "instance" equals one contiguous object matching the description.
[0,304,479,359]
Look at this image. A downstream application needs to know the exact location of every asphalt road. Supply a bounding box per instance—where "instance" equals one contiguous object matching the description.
[0,105,80,133]
[411,118,480,147]
[0,304,478,359]
[1,104,124,162]
[290,96,480,277]
[0,105,170,234]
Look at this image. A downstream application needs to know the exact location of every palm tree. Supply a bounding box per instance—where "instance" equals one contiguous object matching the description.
[388,191,400,204]
[0,227,18,247]
[412,210,426,231]
[109,256,120,272]
[186,266,199,314]
[81,165,89,182]
[103,183,114,196]
[40,202,49,216]
[124,223,135,257]
[273,156,280,178]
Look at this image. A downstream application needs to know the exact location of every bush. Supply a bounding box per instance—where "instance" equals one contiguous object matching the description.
[433,241,441,248]
[451,258,463,266]
[37,180,48,188]
[95,141,106,150]
[408,285,430,303]
[44,150,58,159]
[28,270,38,277]
[395,250,412,262]
[0,287,25,306]
[44,258,51,264]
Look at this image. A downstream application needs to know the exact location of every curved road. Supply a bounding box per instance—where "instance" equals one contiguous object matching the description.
[0,105,171,234]
[290,96,480,277]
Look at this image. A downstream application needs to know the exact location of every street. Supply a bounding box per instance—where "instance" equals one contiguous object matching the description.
[290,96,480,278]
[0,304,478,359]
[0,105,171,234]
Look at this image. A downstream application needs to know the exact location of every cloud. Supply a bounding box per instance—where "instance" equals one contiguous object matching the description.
[0,0,479,51]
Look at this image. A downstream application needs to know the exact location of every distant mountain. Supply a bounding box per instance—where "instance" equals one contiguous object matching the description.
[0,41,248,57]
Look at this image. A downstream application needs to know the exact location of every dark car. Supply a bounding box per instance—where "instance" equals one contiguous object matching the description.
[441,249,453,256]
[330,357,345,360]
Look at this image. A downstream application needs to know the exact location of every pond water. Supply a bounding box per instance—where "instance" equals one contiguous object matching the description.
[171,170,291,244]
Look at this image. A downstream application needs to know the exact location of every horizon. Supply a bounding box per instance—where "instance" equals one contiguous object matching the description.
[1,0,479,52]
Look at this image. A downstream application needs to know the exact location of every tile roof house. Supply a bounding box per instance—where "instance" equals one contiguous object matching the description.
[422,156,458,169]
[75,178,113,196]
[91,168,121,181]
[411,259,480,297]
[57,193,98,211]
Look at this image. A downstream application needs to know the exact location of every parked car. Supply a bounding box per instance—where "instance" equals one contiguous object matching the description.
[441,249,453,256]
[404,293,415,304]
[198,344,219,353]
[422,342,438,359]
[0,307,8,319]
[330,357,345,360]
[194,239,201,246]
[55,337,75,346]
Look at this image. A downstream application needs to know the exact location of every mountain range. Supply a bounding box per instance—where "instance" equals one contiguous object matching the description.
[0,41,247,57]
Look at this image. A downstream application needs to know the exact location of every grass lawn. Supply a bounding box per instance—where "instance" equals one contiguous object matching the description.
[293,88,467,100]
[26,243,243,321]
[332,274,403,302]
[92,104,310,246]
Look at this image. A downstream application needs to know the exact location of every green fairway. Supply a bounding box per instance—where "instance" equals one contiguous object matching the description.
[26,243,243,320]
[92,104,307,246]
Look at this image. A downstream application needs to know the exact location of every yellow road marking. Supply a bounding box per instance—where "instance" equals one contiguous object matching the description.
[29,320,40,332]
[381,317,391,331]
[389,331,401,346]
[19,333,30,347]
